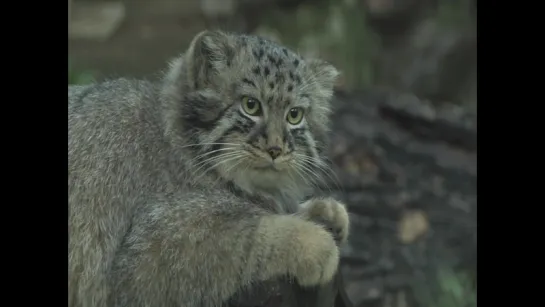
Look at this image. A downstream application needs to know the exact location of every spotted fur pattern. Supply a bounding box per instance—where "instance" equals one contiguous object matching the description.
[161,31,339,205]
[68,30,348,307]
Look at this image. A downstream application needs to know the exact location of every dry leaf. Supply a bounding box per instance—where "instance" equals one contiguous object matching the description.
[398,210,429,244]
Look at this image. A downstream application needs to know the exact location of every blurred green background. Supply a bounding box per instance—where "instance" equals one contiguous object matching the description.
[69,0,476,109]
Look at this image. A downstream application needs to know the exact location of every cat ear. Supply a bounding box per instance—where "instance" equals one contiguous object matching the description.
[184,30,236,90]
[305,59,340,99]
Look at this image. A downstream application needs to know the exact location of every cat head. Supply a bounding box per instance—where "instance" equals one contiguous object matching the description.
[162,30,339,199]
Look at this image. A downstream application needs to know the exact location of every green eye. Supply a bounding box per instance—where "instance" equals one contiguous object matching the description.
[286,107,304,125]
[241,97,262,116]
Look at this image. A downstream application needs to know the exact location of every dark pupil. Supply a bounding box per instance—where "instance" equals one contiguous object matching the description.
[247,100,256,109]
[290,109,298,118]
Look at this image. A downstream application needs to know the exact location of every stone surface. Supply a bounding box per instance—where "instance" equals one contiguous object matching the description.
[327,89,476,307]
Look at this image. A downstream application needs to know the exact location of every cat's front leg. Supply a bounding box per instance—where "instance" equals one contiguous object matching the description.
[108,192,341,307]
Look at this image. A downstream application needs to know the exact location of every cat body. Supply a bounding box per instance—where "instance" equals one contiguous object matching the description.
[68,30,348,307]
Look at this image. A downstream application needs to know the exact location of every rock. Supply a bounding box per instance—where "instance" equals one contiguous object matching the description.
[328,89,476,306]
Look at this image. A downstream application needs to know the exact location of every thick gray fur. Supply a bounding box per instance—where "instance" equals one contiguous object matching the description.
[68,30,349,307]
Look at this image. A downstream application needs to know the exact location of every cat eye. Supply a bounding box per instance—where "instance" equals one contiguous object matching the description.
[241,96,262,116]
[286,107,304,125]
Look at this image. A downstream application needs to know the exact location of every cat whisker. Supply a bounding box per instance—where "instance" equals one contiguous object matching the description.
[295,154,342,192]
[179,142,241,149]
[210,155,248,187]
[192,153,248,184]
[291,160,322,192]
[292,165,320,194]
[187,147,240,166]
[288,162,314,188]
[190,151,242,180]
[292,156,334,194]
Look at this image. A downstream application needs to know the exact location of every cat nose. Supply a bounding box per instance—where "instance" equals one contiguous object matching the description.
[266,146,282,160]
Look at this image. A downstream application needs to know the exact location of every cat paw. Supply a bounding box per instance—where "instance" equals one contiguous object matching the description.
[298,197,350,244]
[292,224,339,287]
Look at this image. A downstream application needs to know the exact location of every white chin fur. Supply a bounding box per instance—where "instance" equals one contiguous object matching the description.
[222,165,302,192]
